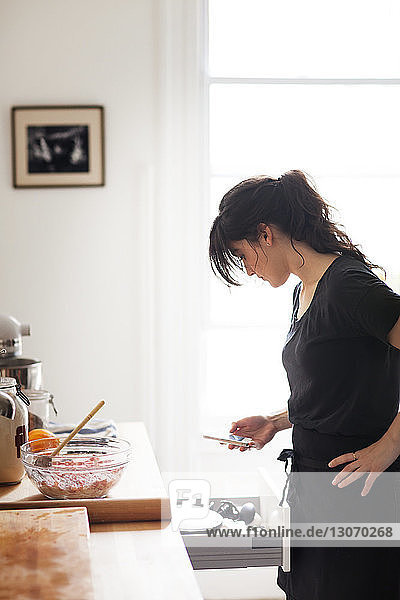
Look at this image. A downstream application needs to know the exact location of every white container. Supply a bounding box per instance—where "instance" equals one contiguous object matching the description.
[0,377,29,485]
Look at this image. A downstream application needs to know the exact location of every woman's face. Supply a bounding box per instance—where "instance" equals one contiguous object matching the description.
[229,227,291,287]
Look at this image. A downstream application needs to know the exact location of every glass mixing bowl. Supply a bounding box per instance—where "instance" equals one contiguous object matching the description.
[21,436,131,499]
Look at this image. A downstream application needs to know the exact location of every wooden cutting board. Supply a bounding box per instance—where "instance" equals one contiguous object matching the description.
[0,507,94,600]
[0,422,171,523]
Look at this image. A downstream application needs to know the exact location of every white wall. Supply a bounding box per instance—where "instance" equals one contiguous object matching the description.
[0,0,156,423]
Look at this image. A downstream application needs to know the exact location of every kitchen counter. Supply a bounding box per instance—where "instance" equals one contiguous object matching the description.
[89,421,202,599]
[0,421,202,600]
[90,520,202,600]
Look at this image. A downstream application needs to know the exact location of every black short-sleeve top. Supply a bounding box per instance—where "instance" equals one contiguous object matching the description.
[282,254,400,438]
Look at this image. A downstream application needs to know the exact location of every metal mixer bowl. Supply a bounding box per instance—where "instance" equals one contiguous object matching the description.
[0,358,42,390]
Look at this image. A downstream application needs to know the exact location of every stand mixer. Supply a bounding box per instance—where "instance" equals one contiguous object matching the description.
[0,314,42,389]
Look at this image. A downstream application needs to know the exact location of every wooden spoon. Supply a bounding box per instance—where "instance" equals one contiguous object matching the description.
[34,400,105,467]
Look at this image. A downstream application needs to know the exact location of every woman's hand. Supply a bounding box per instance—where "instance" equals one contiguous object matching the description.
[228,415,279,452]
[328,437,400,496]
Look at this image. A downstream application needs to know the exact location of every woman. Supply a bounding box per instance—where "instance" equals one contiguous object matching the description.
[208,170,400,600]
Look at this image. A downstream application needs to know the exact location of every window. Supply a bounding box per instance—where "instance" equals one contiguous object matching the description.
[202,0,400,438]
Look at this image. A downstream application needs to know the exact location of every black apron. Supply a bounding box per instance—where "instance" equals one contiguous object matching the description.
[276,424,400,600]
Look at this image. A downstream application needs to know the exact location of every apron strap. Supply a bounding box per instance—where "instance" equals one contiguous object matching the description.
[276,449,338,506]
[276,448,295,507]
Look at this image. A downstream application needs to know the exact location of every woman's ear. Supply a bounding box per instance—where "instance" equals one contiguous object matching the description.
[257,222,269,242]
[261,230,271,246]
[261,224,274,247]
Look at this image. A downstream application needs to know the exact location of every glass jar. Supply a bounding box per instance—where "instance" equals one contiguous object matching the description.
[24,389,57,430]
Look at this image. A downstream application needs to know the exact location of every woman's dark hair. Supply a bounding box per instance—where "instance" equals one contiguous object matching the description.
[209,169,384,286]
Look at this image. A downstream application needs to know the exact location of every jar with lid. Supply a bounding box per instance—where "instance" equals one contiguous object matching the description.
[24,389,57,431]
[0,377,30,485]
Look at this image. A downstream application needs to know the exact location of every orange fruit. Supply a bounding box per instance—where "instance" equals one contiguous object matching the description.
[28,428,59,453]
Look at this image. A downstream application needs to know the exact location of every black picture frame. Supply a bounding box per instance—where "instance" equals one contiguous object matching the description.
[12,105,105,188]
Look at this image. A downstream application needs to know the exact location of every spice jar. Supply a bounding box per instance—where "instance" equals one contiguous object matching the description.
[24,389,57,430]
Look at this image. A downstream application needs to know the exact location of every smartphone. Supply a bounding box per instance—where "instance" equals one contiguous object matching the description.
[202,433,253,448]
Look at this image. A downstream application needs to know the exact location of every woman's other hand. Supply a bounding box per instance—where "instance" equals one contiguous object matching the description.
[328,437,400,496]
[228,415,279,451]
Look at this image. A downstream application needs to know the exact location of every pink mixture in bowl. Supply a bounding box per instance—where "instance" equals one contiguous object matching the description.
[21,437,131,499]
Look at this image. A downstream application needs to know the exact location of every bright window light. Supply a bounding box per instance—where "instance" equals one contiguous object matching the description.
[203,0,400,432]
[210,84,400,177]
[209,0,400,78]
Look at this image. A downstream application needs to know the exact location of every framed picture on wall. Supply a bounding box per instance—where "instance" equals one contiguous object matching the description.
[11,105,105,188]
